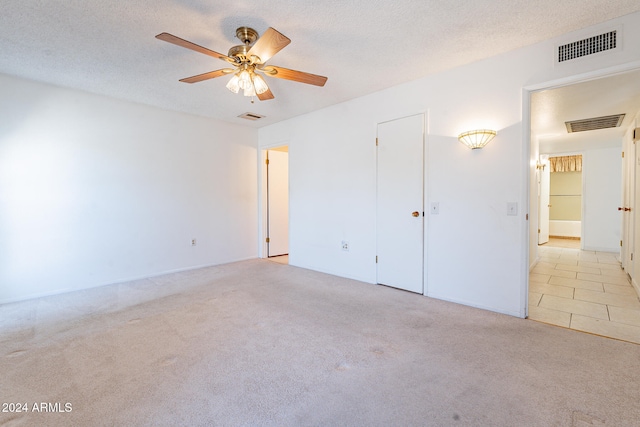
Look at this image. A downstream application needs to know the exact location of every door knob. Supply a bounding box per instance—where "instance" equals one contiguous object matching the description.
[412,211,420,217]
[625,207,631,211]
[619,207,623,211]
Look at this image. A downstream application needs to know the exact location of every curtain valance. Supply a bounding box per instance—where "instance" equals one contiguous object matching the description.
[549,155,582,172]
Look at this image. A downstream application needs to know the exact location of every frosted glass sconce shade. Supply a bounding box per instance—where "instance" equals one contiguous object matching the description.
[458,129,497,149]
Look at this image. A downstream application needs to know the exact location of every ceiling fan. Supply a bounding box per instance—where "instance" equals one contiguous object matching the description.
[156,27,328,101]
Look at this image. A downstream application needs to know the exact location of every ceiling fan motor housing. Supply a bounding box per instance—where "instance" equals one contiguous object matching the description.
[228,44,249,59]
[228,27,259,61]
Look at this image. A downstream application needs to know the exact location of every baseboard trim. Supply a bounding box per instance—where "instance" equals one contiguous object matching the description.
[633,277,640,299]
[530,257,540,272]
[0,256,258,305]
[425,292,522,318]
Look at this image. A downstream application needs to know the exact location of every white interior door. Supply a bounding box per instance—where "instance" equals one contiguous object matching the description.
[634,131,640,289]
[621,135,635,274]
[628,140,636,281]
[376,114,424,294]
[538,155,550,245]
[267,150,289,257]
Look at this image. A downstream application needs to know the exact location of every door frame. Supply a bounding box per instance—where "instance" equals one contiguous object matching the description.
[523,61,640,318]
[375,112,427,294]
[265,148,289,257]
[258,142,289,259]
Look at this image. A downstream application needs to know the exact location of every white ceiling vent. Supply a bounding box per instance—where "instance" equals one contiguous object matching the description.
[557,30,617,63]
[565,114,625,133]
[238,112,265,121]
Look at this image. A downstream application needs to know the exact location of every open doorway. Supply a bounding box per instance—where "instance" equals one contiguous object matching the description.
[264,146,289,264]
[526,68,640,343]
[538,154,583,249]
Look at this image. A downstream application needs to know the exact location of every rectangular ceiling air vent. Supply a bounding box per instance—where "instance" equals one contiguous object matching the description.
[565,114,625,133]
[558,30,617,63]
[238,112,265,121]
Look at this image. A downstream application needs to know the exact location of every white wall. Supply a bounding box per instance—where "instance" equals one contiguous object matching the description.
[0,74,258,303]
[260,11,640,317]
[582,147,622,251]
[549,221,581,238]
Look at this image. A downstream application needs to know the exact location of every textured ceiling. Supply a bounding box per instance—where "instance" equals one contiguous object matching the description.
[532,69,640,152]
[2,0,640,128]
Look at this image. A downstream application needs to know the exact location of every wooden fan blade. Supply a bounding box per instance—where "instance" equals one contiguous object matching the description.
[179,69,234,84]
[246,27,290,64]
[262,65,327,86]
[156,32,235,64]
[257,87,275,101]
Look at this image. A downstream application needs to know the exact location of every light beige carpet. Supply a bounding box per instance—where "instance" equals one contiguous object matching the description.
[1,259,639,426]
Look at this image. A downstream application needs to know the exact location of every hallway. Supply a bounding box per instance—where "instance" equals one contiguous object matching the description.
[529,239,640,344]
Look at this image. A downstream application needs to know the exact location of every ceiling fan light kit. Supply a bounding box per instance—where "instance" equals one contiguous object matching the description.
[156,26,327,102]
[225,64,269,96]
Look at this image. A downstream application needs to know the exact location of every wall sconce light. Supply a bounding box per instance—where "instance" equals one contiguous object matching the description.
[457,129,497,149]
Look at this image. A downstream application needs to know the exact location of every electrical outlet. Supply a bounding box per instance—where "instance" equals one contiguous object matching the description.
[191,238,197,246]
[341,241,349,251]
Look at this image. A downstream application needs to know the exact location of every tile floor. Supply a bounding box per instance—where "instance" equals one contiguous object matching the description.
[529,238,640,344]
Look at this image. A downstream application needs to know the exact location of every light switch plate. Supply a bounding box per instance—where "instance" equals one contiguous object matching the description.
[507,202,518,216]
[430,202,439,215]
